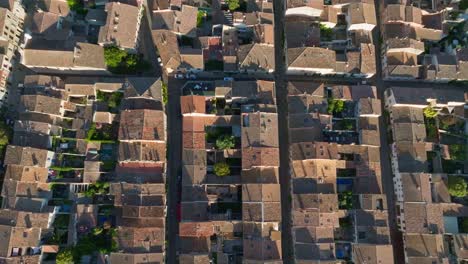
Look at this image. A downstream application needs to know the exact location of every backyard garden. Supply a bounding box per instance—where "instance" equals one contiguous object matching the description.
[96,90,123,113]
[86,122,119,143]
[423,106,439,142]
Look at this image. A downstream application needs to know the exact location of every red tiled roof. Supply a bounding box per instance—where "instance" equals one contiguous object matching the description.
[183,131,206,149]
[116,162,164,175]
[179,222,214,237]
[242,147,280,169]
[181,95,206,114]
[119,109,166,141]
[183,116,206,132]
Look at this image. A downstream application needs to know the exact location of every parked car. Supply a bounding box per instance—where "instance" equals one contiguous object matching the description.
[157,57,163,66]
[175,74,184,79]
[223,77,234,81]
[186,74,197,79]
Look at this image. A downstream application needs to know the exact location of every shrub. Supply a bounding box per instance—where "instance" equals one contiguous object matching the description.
[226,0,240,10]
[334,100,344,113]
[106,92,123,111]
[423,107,438,118]
[56,248,74,264]
[216,135,235,150]
[0,116,12,159]
[86,123,97,140]
[338,191,353,209]
[327,98,345,114]
[83,182,110,197]
[449,144,467,161]
[214,162,230,176]
[320,23,333,40]
[448,176,468,197]
[343,119,354,130]
[72,227,118,262]
[197,11,206,27]
[53,215,70,229]
[66,0,86,13]
[162,83,168,105]
[425,117,438,141]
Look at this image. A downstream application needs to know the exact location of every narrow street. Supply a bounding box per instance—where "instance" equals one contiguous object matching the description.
[165,77,183,264]
[139,13,163,78]
[372,0,405,259]
[273,0,294,263]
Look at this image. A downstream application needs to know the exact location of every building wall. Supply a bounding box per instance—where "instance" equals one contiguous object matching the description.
[0,2,24,105]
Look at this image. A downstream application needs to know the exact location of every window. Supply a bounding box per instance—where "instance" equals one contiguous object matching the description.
[11,247,20,257]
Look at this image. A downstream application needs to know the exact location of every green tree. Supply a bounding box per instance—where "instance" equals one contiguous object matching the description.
[83,182,110,197]
[56,248,74,264]
[338,191,353,209]
[335,100,344,113]
[449,144,467,161]
[226,0,240,10]
[214,162,230,177]
[197,11,206,27]
[104,46,127,68]
[125,54,139,68]
[327,99,335,114]
[216,135,235,150]
[327,98,345,114]
[448,176,468,197]
[66,0,79,9]
[423,107,438,118]
[108,92,123,109]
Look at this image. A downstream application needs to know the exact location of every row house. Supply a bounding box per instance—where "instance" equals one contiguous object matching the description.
[284,0,377,78]
[385,86,468,263]
[0,1,25,105]
[151,0,276,74]
[382,3,468,81]
[288,83,395,263]
[179,79,282,263]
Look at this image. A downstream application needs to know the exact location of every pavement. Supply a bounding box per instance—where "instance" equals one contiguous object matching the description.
[272,0,294,263]
[138,13,163,78]
[165,77,184,264]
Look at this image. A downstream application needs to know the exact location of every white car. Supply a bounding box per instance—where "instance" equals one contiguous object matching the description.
[175,74,184,79]
[157,57,163,66]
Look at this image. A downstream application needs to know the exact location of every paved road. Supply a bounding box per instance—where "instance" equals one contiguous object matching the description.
[372,0,406,260]
[139,12,163,78]
[165,77,183,264]
[272,0,294,263]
